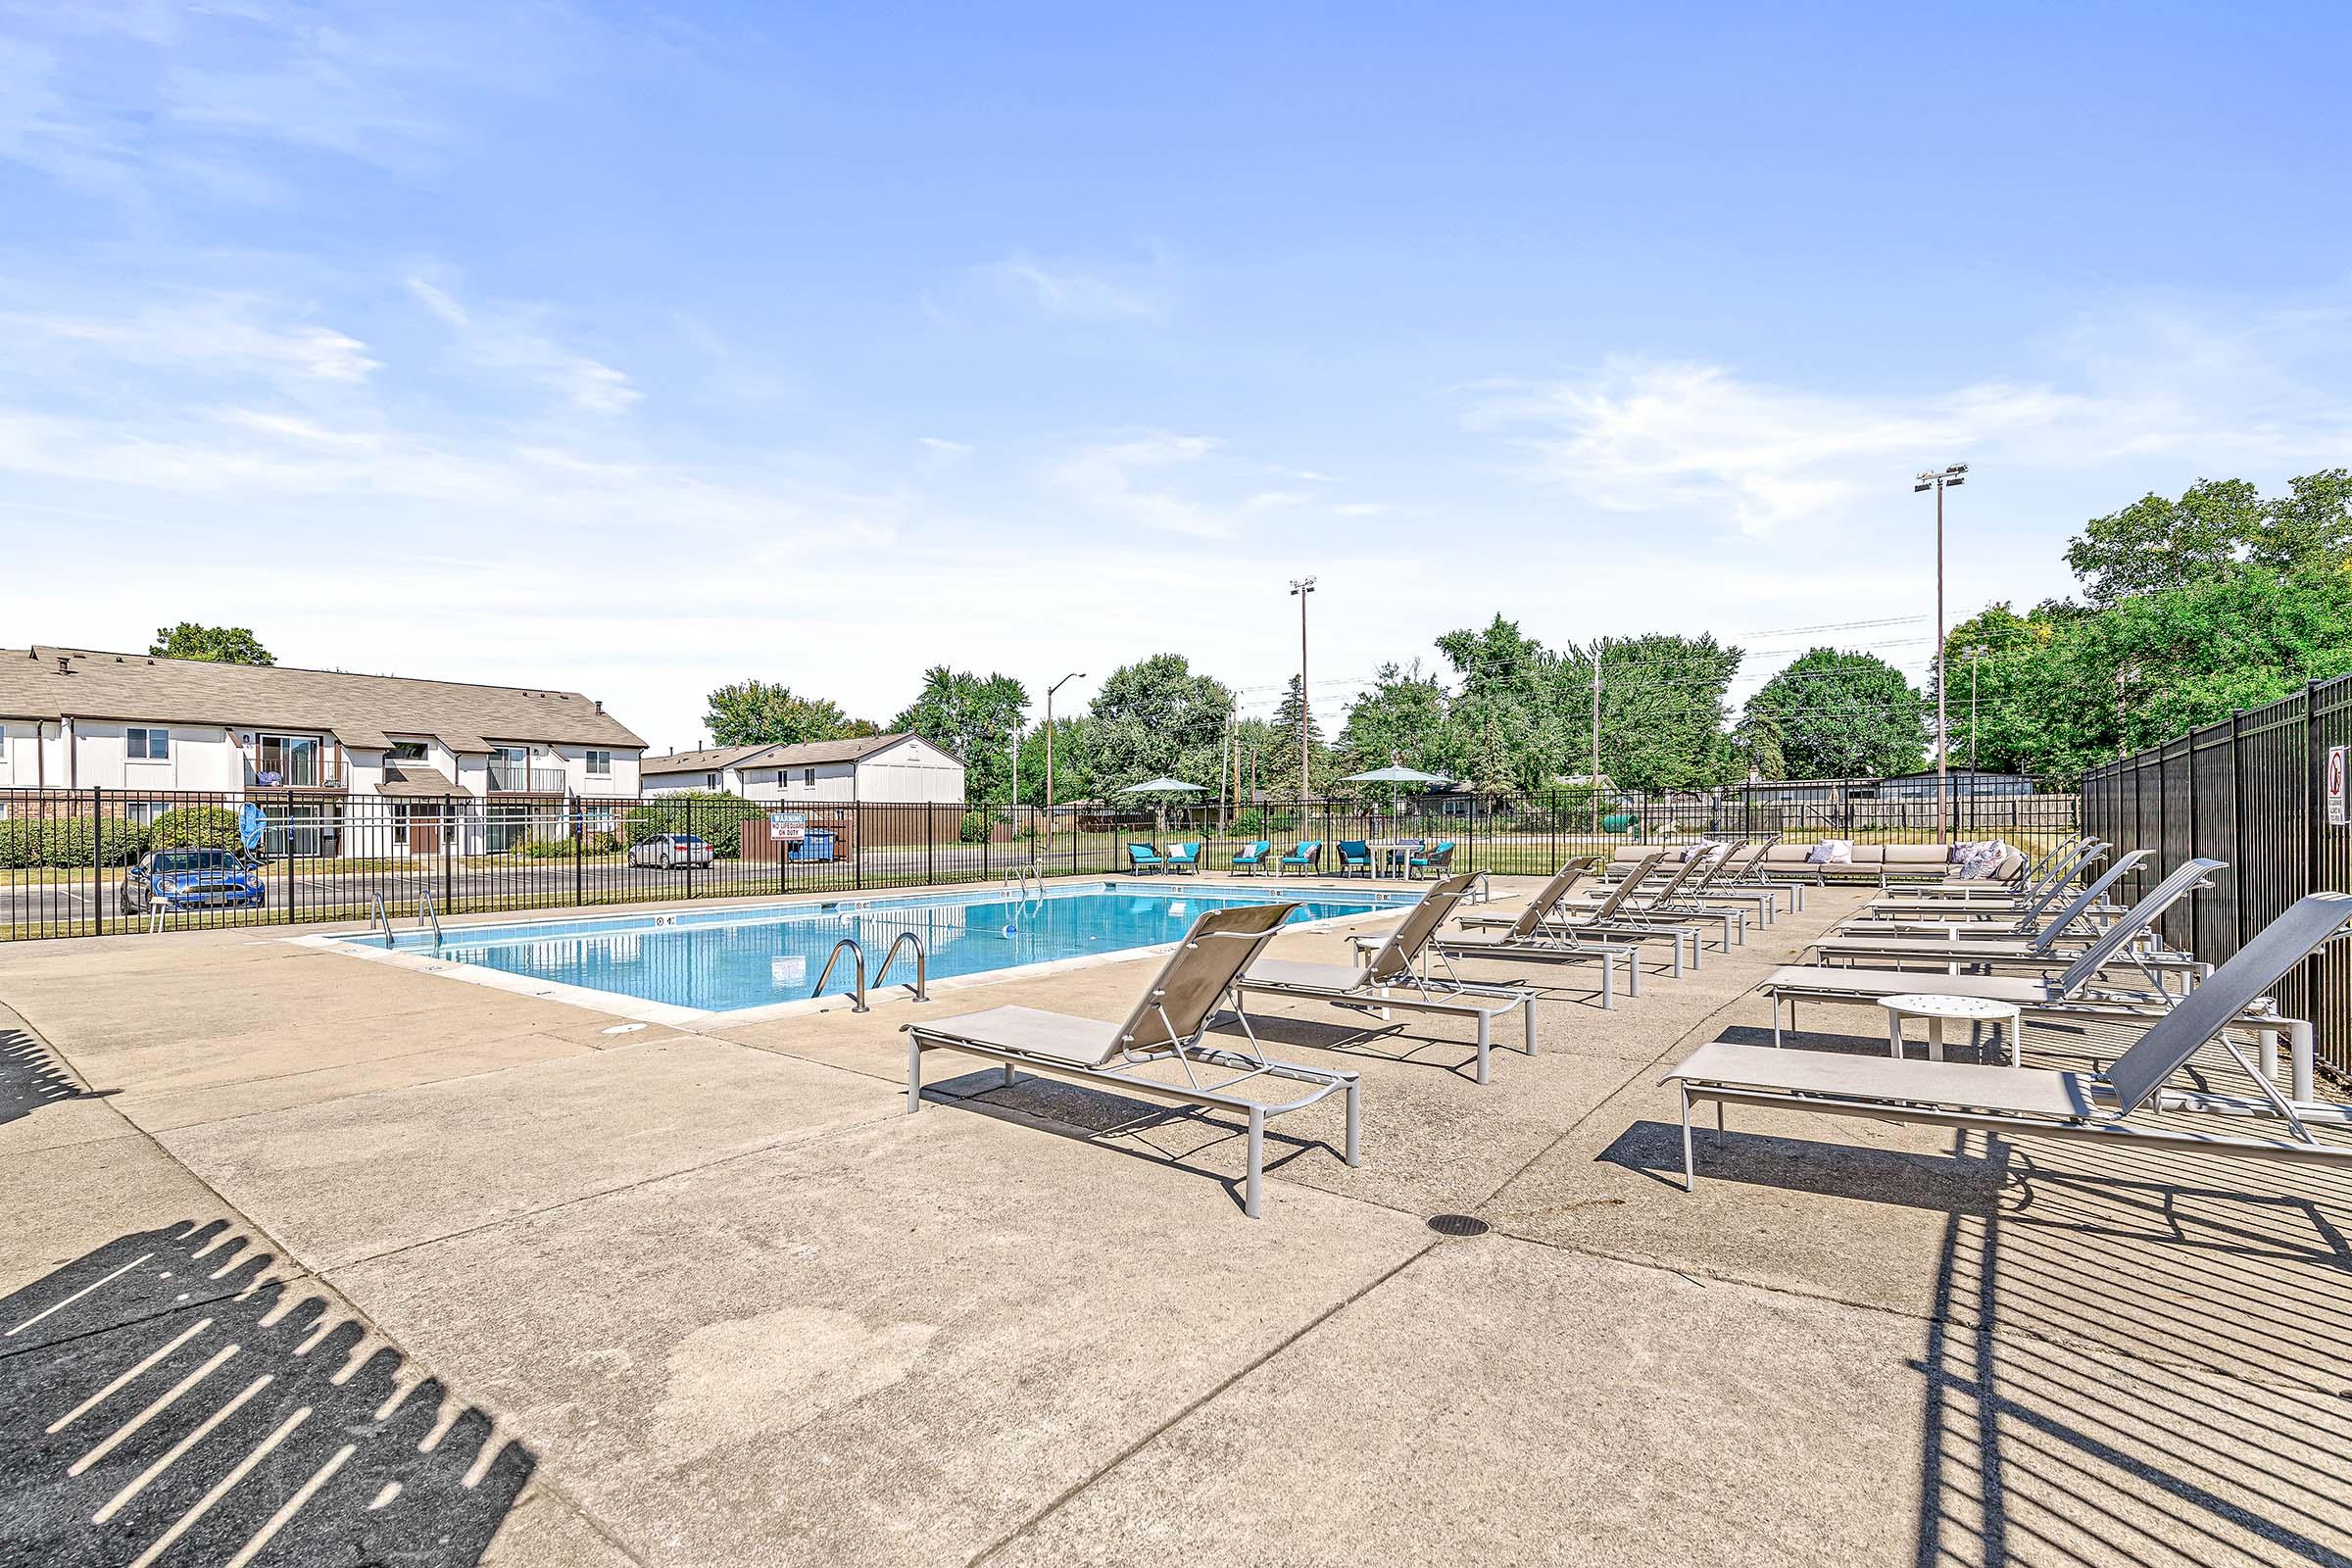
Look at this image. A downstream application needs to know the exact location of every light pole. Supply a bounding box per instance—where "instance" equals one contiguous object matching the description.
[1915,463,1968,844]
[1043,670,1082,851]
[1290,577,1316,808]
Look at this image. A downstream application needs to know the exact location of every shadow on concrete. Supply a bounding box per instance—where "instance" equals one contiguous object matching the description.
[0,1219,533,1567]
[0,1025,86,1127]
[1596,1117,2009,1212]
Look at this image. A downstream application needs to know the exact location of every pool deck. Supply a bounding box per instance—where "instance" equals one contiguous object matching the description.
[3,873,2350,1565]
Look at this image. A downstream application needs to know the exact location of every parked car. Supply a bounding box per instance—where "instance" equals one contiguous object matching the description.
[119,849,267,914]
[629,834,713,869]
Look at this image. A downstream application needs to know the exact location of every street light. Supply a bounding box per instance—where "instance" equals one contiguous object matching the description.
[1915,464,1968,845]
[1289,577,1316,808]
[1043,670,1083,851]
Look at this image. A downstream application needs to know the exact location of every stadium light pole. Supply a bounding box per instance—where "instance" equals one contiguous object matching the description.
[1916,464,1968,845]
[1290,577,1316,808]
[1043,670,1083,852]
[1966,645,1990,771]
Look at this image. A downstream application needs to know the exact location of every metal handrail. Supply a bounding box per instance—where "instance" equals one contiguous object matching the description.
[875,931,929,1002]
[1003,864,1044,904]
[813,938,869,1012]
[418,892,443,949]
[366,893,393,949]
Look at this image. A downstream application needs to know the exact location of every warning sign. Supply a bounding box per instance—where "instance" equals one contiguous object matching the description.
[2329,747,2347,827]
[769,811,808,843]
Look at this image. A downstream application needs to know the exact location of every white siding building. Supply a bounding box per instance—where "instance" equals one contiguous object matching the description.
[0,645,646,854]
[641,733,964,804]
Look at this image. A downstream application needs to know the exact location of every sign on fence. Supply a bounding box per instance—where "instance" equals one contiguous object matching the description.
[768,811,808,843]
[2329,747,2347,827]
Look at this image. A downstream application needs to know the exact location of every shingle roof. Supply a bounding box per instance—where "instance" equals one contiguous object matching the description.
[376,761,459,797]
[641,733,919,775]
[0,646,645,752]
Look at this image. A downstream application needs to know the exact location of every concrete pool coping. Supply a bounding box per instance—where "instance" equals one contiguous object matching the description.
[291,874,1438,1029]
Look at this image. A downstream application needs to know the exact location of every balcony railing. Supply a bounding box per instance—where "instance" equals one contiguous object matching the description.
[488,764,570,794]
[244,745,346,791]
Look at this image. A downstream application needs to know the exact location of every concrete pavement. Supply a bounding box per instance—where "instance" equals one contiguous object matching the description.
[3,876,2349,1565]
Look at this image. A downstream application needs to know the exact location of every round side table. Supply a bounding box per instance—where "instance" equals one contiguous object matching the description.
[1880,993,2023,1068]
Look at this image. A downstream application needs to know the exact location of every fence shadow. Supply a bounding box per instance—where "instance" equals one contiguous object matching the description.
[0,1025,85,1127]
[0,1219,533,1567]
[1910,1129,2352,1566]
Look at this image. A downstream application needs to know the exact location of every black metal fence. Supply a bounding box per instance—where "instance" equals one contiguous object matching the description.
[2082,676,2352,1079]
[1,783,2080,943]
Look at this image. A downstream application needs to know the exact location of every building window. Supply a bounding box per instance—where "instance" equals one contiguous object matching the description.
[128,726,170,760]
[124,801,163,828]
[706,772,718,789]
[586,749,612,777]
[804,767,815,787]
[389,740,428,761]
[255,733,321,787]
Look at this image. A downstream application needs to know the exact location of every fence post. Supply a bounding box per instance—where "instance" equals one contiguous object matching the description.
[91,786,104,937]
[573,802,584,907]
[2230,710,2246,954]
[684,796,696,902]
[927,805,936,887]
[442,796,455,915]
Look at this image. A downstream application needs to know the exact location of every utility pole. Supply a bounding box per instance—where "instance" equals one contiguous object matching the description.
[1915,464,1969,845]
[1589,639,1602,834]
[1043,670,1082,854]
[1290,577,1316,808]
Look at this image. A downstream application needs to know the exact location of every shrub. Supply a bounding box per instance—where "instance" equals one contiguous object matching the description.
[624,792,761,858]
[0,816,147,868]
[145,805,243,854]
[958,808,999,844]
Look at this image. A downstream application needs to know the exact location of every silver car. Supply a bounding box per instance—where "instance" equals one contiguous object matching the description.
[629,833,713,869]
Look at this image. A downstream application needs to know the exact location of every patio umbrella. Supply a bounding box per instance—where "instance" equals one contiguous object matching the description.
[1338,765,1451,786]
[1117,777,1205,794]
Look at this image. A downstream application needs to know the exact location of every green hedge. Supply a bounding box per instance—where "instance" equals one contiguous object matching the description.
[0,816,149,869]
[624,792,762,858]
[520,830,621,858]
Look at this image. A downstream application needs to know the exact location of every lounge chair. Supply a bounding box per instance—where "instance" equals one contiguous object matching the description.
[1566,851,1738,960]
[1408,841,1456,878]
[1435,859,1642,1006]
[1827,848,2152,950]
[1665,892,2352,1190]
[1758,859,2314,1072]
[1876,839,2106,910]
[1277,841,1323,876]
[1232,840,1270,875]
[1806,853,2203,986]
[1337,840,1374,877]
[1230,872,1538,1084]
[1124,842,1165,874]
[1164,842,1202,874]
[1485,849,1698,975]
[904,903,1356,1218]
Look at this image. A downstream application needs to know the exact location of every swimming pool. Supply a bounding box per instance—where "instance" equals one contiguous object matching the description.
[344,881,1417,1017]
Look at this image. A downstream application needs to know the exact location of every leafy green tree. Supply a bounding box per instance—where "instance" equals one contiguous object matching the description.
[151,623,273,665]
[1339,662,1449,774]
[1435,615,1564,792]
[702,679,860,747]
[1556,633,1744,793]
[891,666,1029,804]
[1082,654,1235,794]
[2065,478,2264,605]
[2251,468,2352,573]
[1741,649,1929,779]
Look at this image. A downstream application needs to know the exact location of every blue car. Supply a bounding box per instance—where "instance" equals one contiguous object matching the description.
[119,849,267,914]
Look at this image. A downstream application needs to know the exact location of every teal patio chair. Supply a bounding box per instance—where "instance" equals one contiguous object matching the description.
[1410,841,1457,877]
[1165,841,1202,874]
[1125,842,1165,874]
[1278,841,1323,876]
[1337,840,1374,877]
[1232,840,1271,874]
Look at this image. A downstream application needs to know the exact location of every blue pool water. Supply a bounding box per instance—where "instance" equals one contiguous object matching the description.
[357,881,1415,1012]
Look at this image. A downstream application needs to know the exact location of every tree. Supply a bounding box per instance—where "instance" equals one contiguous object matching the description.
[1741,649,1929,779]
[1435,615,1564,793]
[2252,468,2352,573]
[2063,470,2352,606]
[1082,654,1235,795]
[151,623,273,665]
[1339,662,1449,774]
[1265,674,1338,798]
[1555,633,1744,793]
[891,666,1029,805]
[702,680,860,748]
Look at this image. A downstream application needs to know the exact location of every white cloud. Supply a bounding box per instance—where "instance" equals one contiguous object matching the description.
[4,296,381,384]
[917,436,974,466]
[990,251,1166,321]
[407,275,641,415]
[1049,432,1230,537]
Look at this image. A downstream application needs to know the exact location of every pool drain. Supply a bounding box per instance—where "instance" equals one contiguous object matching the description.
[1426,1213,1490,1238]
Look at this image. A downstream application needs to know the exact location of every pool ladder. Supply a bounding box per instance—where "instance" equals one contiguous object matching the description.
[365,892,444,951]
[812,932,928,1014]
[1003,864,1045,905]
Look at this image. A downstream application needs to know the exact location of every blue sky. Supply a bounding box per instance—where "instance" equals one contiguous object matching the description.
[6,2,2351,752]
